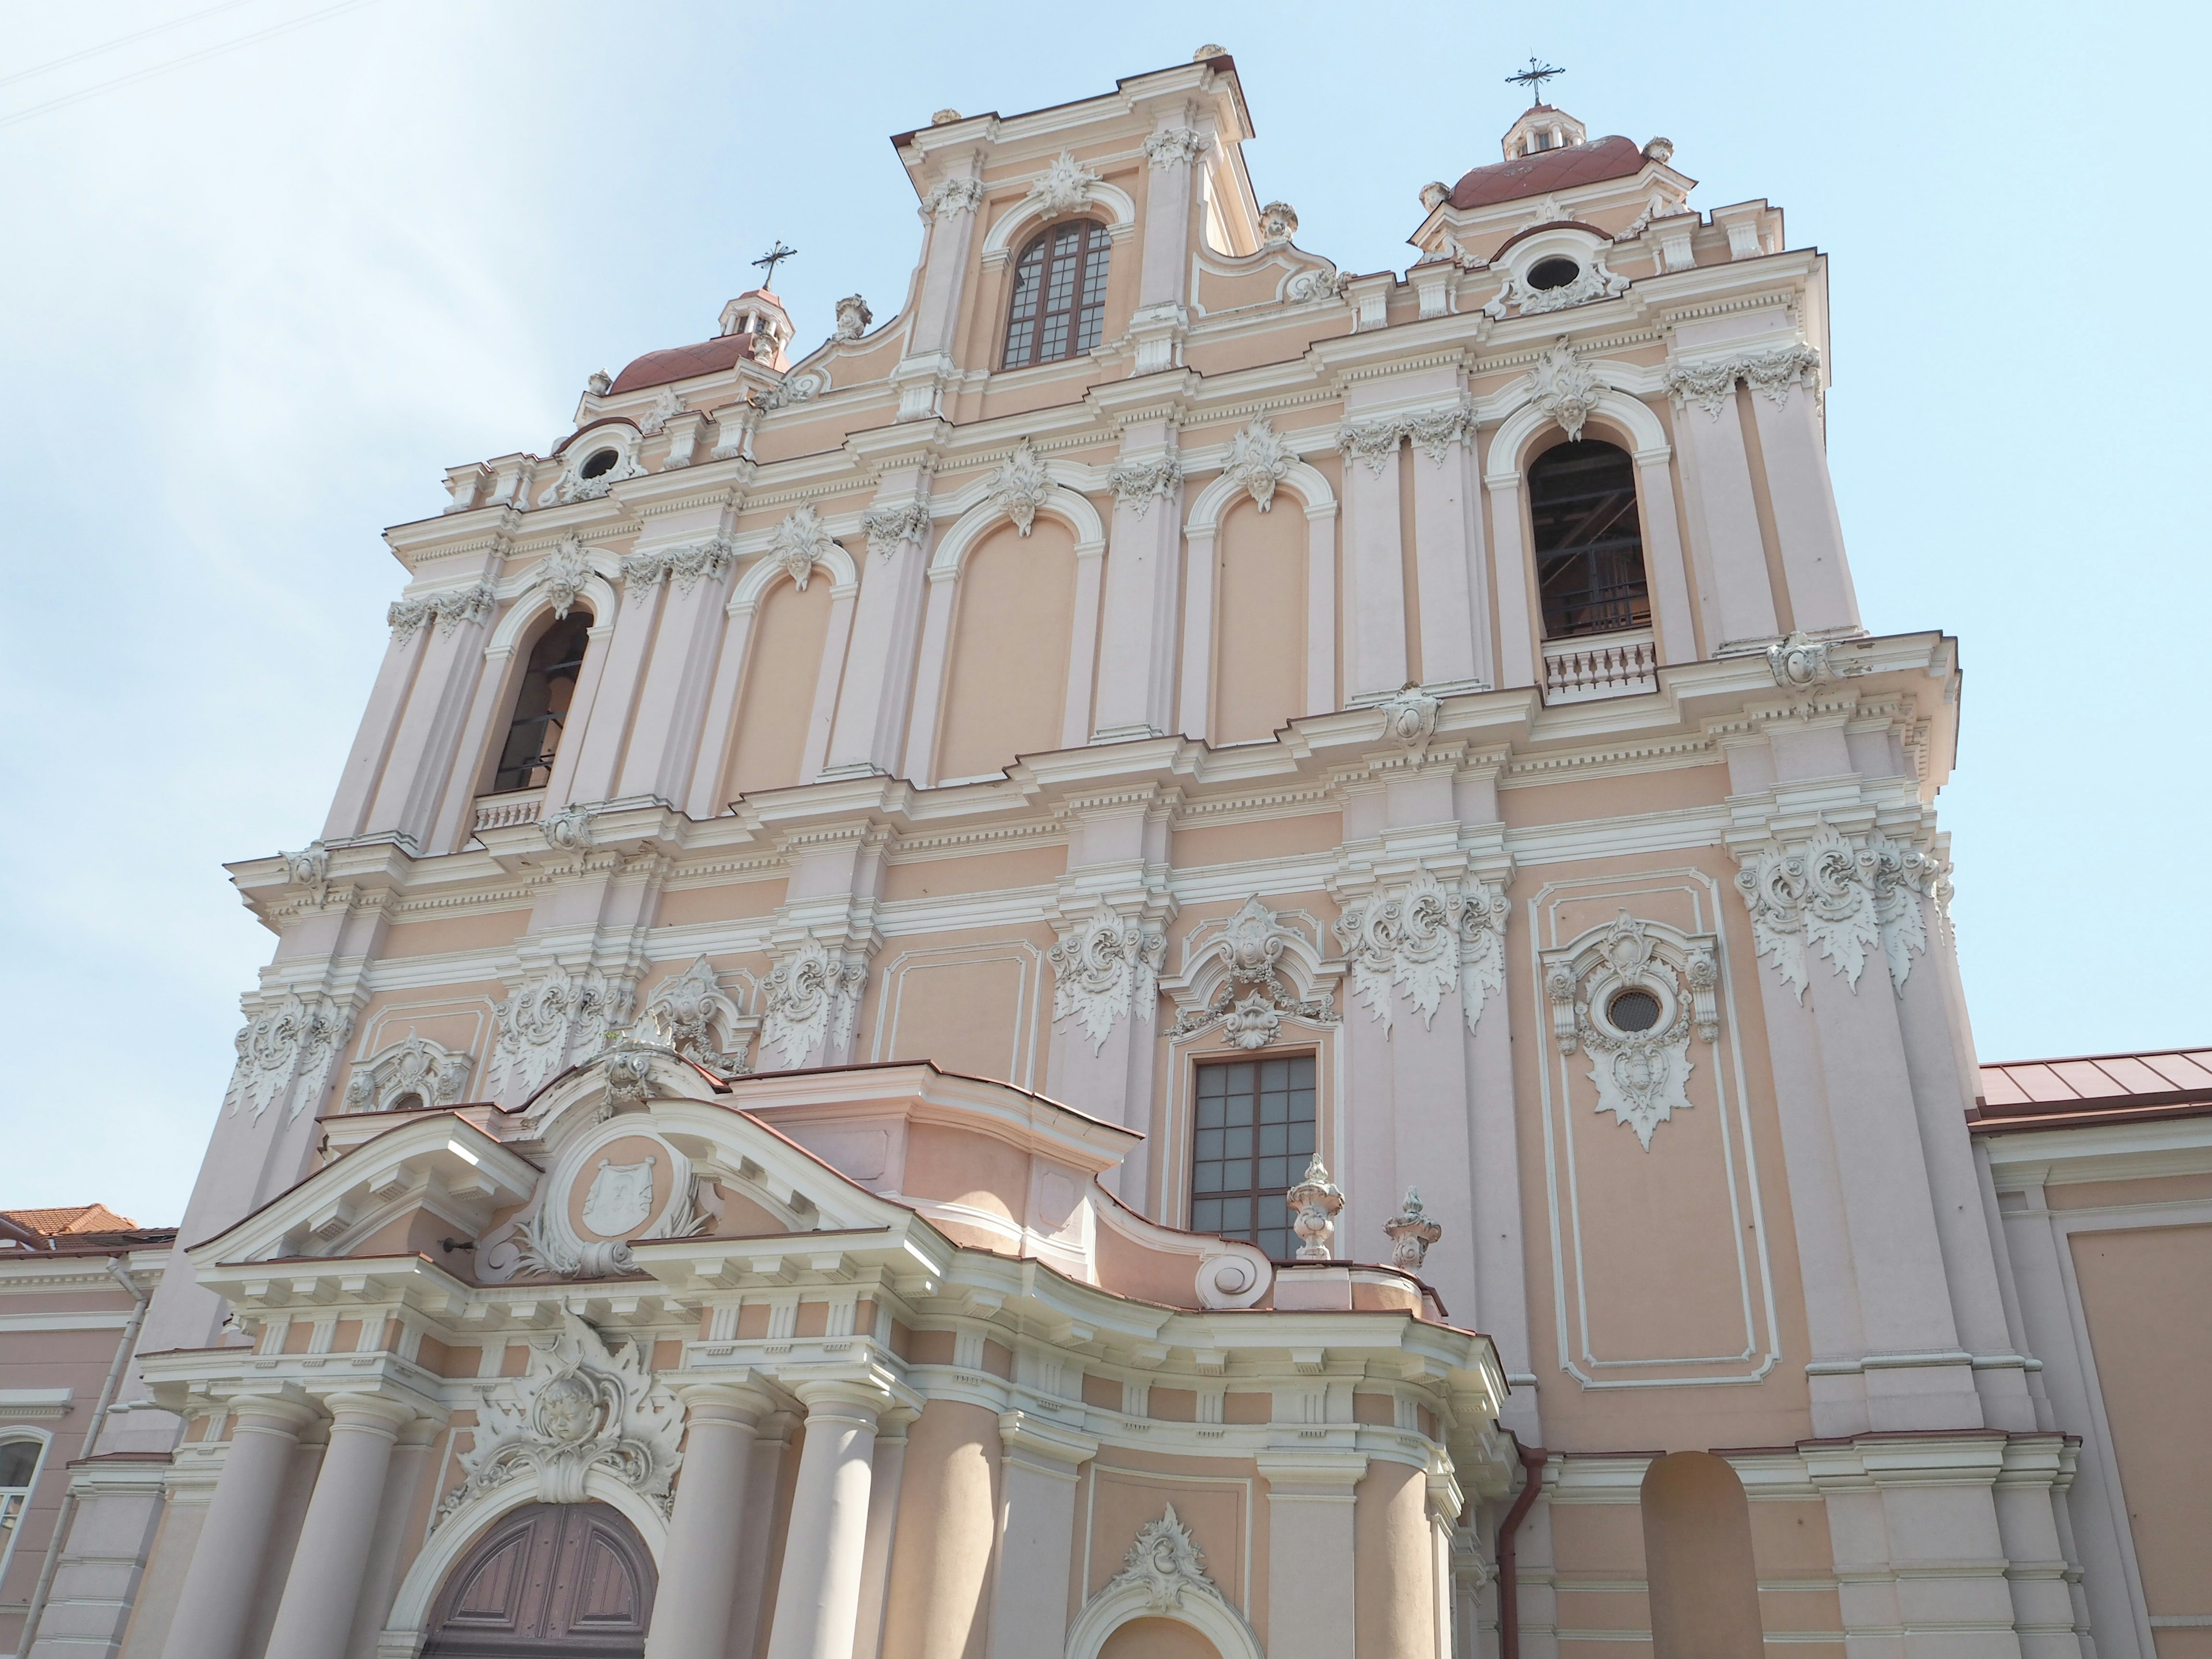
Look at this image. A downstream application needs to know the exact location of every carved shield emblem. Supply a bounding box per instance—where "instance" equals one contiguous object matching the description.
[581,1157,656,1237]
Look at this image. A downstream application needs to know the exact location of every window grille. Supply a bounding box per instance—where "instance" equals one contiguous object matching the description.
[1190,1055,1316,1262]
[1002,221,1112,370]
[493,611,592,792]
[1528,440,1652,640]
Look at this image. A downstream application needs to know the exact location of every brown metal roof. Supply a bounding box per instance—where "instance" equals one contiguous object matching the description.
[608,333,759,395]
[1449,135,1650,212]
[1972,1047,2212,1133]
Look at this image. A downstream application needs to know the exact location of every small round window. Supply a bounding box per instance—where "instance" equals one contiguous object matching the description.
[1607,988,1662,1032]
[579,448,620,480]
[1526,256,1582,291]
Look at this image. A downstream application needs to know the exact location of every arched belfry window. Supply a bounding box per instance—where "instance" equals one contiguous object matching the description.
[1002,220,1111,369]
[493,611,592,791]
[1528,440,1652,639]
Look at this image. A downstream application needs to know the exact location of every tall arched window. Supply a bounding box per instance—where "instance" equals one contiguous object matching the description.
[1528,440,1651,639]
[1002,220,1112,369]
[493,611,592,791]
[0,1434,48,1590]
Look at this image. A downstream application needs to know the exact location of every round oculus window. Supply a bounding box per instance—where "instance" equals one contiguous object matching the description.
[579,447,620,480]
[1525,256,1582,291]
[1607,988,1662,1032]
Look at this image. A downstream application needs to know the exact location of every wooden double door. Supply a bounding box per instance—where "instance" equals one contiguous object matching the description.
[424,1502,657,1659]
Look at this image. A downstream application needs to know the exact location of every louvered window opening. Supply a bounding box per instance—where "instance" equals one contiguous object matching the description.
[1003,221,1112,370]
[494,612,592,791]
[1529,440,1653,640]
[1191,1055,1317,1262]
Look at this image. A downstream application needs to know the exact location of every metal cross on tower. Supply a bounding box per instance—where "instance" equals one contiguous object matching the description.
[1506,57,1563,107]
[751,239,798,289]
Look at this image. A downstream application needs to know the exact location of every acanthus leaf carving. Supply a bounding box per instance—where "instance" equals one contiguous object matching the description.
[1110,1506,1226,1612]
[1404,402,1475,464]
[388,583,496,643]
[1457,878,1510,1035]
[1169,896,1336,1051]
[344,1035,474,1115]
[986,438,1052,536]
[620,536,735,597]
[1141,126,1210,169]
[1665,346,1823,420]
[437,1314,683,1522]
[1024,151,1102,217]
[225,992,353,1120]
[1049,899,1165,1054]
[1336,416,1403,476]
[760,937,867,1069]
[509,1108,710,1278]
[859,500,931,560]
[1566,912,1699,1150]
[766,506,838,592]
[1524,337,1601,445]
[918,175,984,222]
[638,387,681,435]
[1106,454,1183,517]
[642,956,752,1079]
[1734,822,1942,999]
[536,535,593,619]
[1221,418,1297,512]
[490,964,636,1102]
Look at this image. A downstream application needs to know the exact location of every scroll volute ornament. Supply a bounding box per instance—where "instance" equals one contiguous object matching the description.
[1545,911,1718,1151]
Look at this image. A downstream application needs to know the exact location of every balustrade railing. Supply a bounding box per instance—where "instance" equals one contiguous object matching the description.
[1541,629,1658,705]
[472,788,546,832]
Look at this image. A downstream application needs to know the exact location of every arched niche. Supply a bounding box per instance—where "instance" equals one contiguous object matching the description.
[1065,1582,1259,1659]
[1639,1452,1763,1659]
[1208,493,1308,744]
[721,570,836,798]
[1178,461,1339,737]
[933,515,1080,782]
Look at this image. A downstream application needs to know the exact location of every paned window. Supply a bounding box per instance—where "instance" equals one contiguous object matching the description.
[493,611,592,792]
[1529,440,1652,639]
[1190,1055,1316,1261]
[0,1435,46,1589]
[1002,221,1112,370]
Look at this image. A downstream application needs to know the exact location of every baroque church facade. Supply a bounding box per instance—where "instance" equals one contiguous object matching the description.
[11,46,2212,1659]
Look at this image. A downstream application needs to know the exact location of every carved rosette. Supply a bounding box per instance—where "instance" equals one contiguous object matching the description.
[1106,454,1183,517]
[918,174,984,221]
[388,583,495,643]
[1524,338,1601,445]
[760,937,868,1069]
[490,964,636,1102]
[1049,900,1167,1054]
[642,956,752,1079]
[1735,822,1945,999]
[859,500,931,560]
[1221,418,1297,511]
[1024,151,1102,217]
[439,1315,683,1522]
[225,992,354,1119]
[1333,872,1508,1036]
[344,1035,472,1115]
[620,536,735,597]
[986,438,1052,536]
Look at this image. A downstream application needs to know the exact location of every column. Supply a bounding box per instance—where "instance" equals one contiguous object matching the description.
[897,573,959,786]
[561,574,663,805]
[1092,433,1183,741]
[1747,384,1859,635]
[685,601,755,818]
[799,586,859,782]
[263,1395,415,1659]
[1340,430,1408,700]
[1302,497,1339,714]
[1357,1460,1440,1659]
[763,1381,884,1659]
[646,1382,773,1659]
[361,604,498,849]
[850,1413,912,1659]
[880,1399,1001,1659]
[162,1397,315,1659]
[1408,429,1491,693]
[616,558,741,806]
[1478,470,1537,691]
[1632,452,1700,665]
[1669,377,1779,652]
[1259,1453,1365,1659]
[725,1410,800,1659]
[983,1414,1096,1659]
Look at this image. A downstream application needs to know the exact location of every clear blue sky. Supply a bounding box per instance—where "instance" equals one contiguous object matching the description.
[4,1,2205,1225]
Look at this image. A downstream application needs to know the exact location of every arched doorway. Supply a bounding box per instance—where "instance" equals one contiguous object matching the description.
[424,1501,657,1659]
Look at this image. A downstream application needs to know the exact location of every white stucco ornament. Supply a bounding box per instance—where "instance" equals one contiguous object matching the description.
[536,535,593,619]
[1286,1153,1344,1259]
[1221,418,1297,511]
[438,1315,683,1523]
[642,956,751,1078]
[767,507,838,592]
[1333,871,1508,1036]
[1050,900,1166,1053]
[581,1157,656,1235]
[1736,822,1945,999]
[490,964,635,1101]
[1577,914,1697,1150]
[388,583,495,644]
[511,1123,708,1278]
[1524,337,1601,444]
[987,438,1052,536]
[1170,896,1336,1051]
[1383,1188,1442,1274]
[859,499,931,560]
[761,937,867,1068]
[225,992,353,1120]
[344,1035,472,1115]
[1025,150,1102,217]
[1114,1506,1222,1611]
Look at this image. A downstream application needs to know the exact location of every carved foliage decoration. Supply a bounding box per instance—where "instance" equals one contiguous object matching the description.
[859,500,931,559]
[1106,454,1183,517]
[440,1315,683,1521]
[389,584,496,643]
[1221,418,1297,512]
[987,438,1052,536]
[642,956,752,1079]
[1171,896,1336,1051]
[491,964,635,1102]
[1547,912,1710,1150]
[1483,248,1630,319]
[766,506,838,591]
[1337,416,1403,477]
[1111,1507,1227,1612]
[760,937,866,1069]
[1333,872,1508,1036]
[1524,338,1601,445]
[621,537,734,597]
[536,536,593,619]
[1142,126,1210,169]
[1664,346,1823,419]
[225,993,354,1119]
[1050,900,1166,1054]
[1025,151,1101,217]
[1735,822,1945,998]
[344,1035,473,1114]
[918,175,984,221]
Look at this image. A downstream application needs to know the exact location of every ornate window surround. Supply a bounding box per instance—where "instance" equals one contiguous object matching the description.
[976,169,1138,263]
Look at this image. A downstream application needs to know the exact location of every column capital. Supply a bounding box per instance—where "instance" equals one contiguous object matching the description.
[1257,1449,1370,1498]
[670,1372,779,1424]
[222,1391,319,1434]
[789,1368,919,1424]
[997,1410,1098,1476]
[320,1392,422,1437]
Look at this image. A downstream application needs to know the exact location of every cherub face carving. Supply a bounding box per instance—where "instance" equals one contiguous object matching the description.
[537,1374,600,1445]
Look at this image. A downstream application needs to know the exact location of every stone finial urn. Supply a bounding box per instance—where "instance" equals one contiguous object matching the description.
[1383,1188,1443,1274]
[1285,1153,1345,1260]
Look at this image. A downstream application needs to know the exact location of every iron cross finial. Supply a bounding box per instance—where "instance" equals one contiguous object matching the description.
[1506,57,1563,107]
[751,239,798,289]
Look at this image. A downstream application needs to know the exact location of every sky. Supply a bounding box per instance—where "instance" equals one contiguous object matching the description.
[3,0,2206,1226]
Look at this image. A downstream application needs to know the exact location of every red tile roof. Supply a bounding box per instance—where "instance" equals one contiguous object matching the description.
[2,1203,138,1236]
[608,333,760,395]
[1973,1047,2212,1132]
[1449,134,1650,212]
